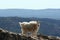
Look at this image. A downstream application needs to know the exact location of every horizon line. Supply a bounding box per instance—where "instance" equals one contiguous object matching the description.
[0,8,60,10]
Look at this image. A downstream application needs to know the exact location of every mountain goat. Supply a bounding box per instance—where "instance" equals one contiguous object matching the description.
[19,21,40,38]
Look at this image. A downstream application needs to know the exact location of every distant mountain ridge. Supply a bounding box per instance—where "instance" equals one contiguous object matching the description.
[0,9,60,19]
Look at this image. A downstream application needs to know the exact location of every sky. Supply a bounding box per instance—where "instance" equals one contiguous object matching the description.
[0,0,60,9]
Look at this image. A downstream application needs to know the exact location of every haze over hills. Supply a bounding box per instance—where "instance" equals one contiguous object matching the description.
[0,9,60,37]
[0,9,60,19]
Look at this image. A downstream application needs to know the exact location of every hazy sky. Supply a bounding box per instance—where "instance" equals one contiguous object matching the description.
[0,0,60,9]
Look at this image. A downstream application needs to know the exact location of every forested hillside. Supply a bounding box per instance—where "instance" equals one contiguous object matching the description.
[0,17,60,36]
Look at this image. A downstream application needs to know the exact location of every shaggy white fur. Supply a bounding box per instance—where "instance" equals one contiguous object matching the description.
[19,21,40,39]
[20,21,37,24]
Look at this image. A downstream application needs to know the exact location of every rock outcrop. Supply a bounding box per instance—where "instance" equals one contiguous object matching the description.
[0,28,60,40]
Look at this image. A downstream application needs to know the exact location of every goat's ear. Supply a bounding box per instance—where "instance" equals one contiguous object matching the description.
[19,22,24,27]
[19,22,22,26]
